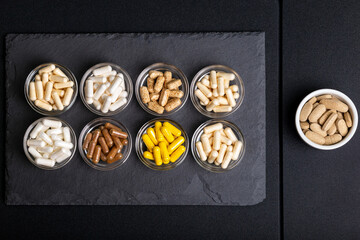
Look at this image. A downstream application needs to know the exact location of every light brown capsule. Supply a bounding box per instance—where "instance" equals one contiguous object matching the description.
[159,89,170,106]
[308,97,317,104]
[169,90,184,98]
[121,139,128,146]
[313,102,319,108]
[82,133,92,150]
[148,101,164,114]
[327,124,337,135]
[324,134,342,145]
[140,86,150,104]
[91,129,101,143]
[303,129,309,134]
[165,98,181,112]
[310,123,327,137]
[112,135,123,149]
[149,70,163,79]
[87,141,96,159]
[104,122,122,132]
[98,136,109,154]
[300,122,309,130]
[100,151,107,161]
[166,79,182,90]
[102,128,113,148]
[92,145,101,164]
[308,104,326,123]
[305,130,325,145]
[344,112,352,128]
[322,112,338,131]
[147,77,155,93]
[317,94,332,100]
[107,152,123,164]
[320,99,349,112]
[107,146,119,162]
[300,102,313,122]
[99,126,105,130]
[164,71,172,82]
[109,128,128,139]
[318,110,336,125]
[337,112,343,119]
[336,119,348,137]
[154,76,165,93]
[150,93,160,101]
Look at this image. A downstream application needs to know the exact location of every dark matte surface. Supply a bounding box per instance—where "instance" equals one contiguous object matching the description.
[0,0,280,239]
[283,0,360,239]
[6,33,266,205]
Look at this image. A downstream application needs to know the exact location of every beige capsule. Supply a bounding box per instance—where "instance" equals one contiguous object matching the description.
[322,112,338,131]
[164,71,172,82]
[308,104,326,123]
[35,80,44,100]
[149,93,160,101]
[299,101,313,122]
[159,89,170,106]
[195,89,210,105]
[318,110,336,125]
[35,99,52,111]
[149,70,163,79]
[308,97,317,104]
[305,130,325,145]
[147,77,155,93]
[210,70,217,89]
[217,96,229,105]
[324,134,342,145]
[320,99,349,112]
[52,68,66,77]
[344,112,352,128]
[206,99,220,112]
[167,79,182,90]
[148,101,164,114]
[54,81,74,89]
[327,124,337,135]
[337,112,343,119]
[140,86,150,104]
[168,90,184,98]
[49,75,68,83]
[317,94,332,100]
[42,73,49,87]
[62,87,73,106]
[300,121,309,130]
[44,81,53,101]
[154,76,165,93]
[313,102,319,108]
[196,82,212,98]
[29,82,37,101]
[310,123,327,137]
[165,98,181,112]
[39,64,55,74]
[213,105,232,113]
[336,119,348,137]
[52,91,64,111]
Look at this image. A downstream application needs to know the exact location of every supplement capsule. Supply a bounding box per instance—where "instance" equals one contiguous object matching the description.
[35,100,52,111]
[27,139,46,147]
[200,135,212,155]
[232,140,243,160]
[207,150,219,164]
[159,141,170,164]
[30,122,45,138]
[161,126,175,143]
[102,128,113,147]
[42,119,62,128]
[28,146,42,158]
[55,140,73,149]
[39,131,53,145]
[155,122,165,142]
[153,146,162,166]
[62,87,73,107]
[82,132,92,150]
[107,146,119,162]
[210,70,217,89]
[224,127,238,143]
[163,122,181,137]
[109,97,127,111]
[196,82,212,98]
[216,144,228,164]
[98,136,110,154]
[213,130,221,150]
[225,88,236,107]
[221,146,234,169]
[218,77,225,96]
[109,128,128,139]
[143,151,154,160]
[142,134,155,152]
[170,145,185,162]
[35,158,55,167]
[196,141,207,161]
[92,145,101,164]
[147,127,158,145]
[213,106,232,113]
[204,123,223,134]
[29,82,37,101]
[93,65,112,76]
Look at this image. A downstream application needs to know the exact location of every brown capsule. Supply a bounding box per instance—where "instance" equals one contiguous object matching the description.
[99,126,105,130]
[169,90,184,98]
[107,152,123,164]
[164,71,172,82]
[121,139,128,146]
[100,151,107,161]
[107,146,119,161]
[148,101,164,114]
[98,136,109,154]
[112,135,123,149]
[140,86,150,104]
[102,128,114,148]
[149,70,163,79]
[82,132,92,150]
[109,128,128,139]
[91,129,101,143]
[159,89,170,107]
[87,141,96,159]
[150,93,160,101]
[104,122,122,132]
[165,98,181,112]
[166,79,182,90]
[92,145,101,164]
[154,76,165,93]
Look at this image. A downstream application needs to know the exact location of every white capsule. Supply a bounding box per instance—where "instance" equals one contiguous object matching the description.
[100,70,117,77]
[88,76,107,83]
[221,146,234,169]
[93,65,112,76]
[27,139,46,147]
[108,76,122,94]
[46,128,62,135]
[42,119,62,128]
[225,88,236,107]
[207,150,218,164]
[110,86,123,102]
[54,140,73,149]
[93,99,101,110]
[203,123,223,134]
[62,127,71,143]
[93,84,107,100]
[195,89,209,105]
[108,75,115,82]
[28,146,42,158]
[232,141,243,160]
[37,146,54,153]
[217,72,235,80]
[196,141,207,161]
[86,97,94,104]
[101,96,112,113]
[119,90,128,98]
[213,130,221,150]
[30,122,45,138]
[51,134,63,141]
[39,131,53,145]
[206,99,220,112]
[216,144,227,164]
[109,97,127,111]
[42,153,50,158]
[210,70,217,89]
[196,82,212,98]
[230,85,239,92]
[50,148,64,160]
[224,127,238,143]
[200,134,212,155]
[93,83,99,90]
[218,77,225,96]
[85,79,94,98]
[35,158,55,167]
[56,149,71,163]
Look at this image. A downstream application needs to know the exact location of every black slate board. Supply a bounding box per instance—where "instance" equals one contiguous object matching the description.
[5,33,265,205]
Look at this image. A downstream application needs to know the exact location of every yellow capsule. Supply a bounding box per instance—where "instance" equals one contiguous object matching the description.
[170,145,186,162]
[155,121,165,142]
[143,151,154,160]
[153,146,162,166]
[161,126,175,143]
[163,122,182,137]
[159,141,170,164]
[146,127,158,145]
[142,134,155,152]
[168,136,185,154]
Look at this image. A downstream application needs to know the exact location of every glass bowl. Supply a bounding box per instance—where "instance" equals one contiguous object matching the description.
[190,65,244,118]
[191,119,246,173]
[78,117,132,170]
[80,62,133,116]
[24,63,78,116]
[135,63,189,116]
[23,117,77,170]
[135,118,189,171]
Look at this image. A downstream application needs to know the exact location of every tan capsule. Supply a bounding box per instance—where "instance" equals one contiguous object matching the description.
[201,78,210,88]
[52,67,66,77]
[344,112,352,128]
[200,134,212,155]
[154,76,165,93]
[35,100,52,111]
[42,73,49,87]
[210,70,217,89]
[221,146,234,169]
[39,64,55,74]
[164,71,172,82]
[322,112,338,131]
[308,97,317,104]
[159,89,170,106]
[166,79,182,90]
[318,110,336,125]
[29,82,37,101]
[54,81,74,89]
[303,129,309,134]
[300,121,310,130]
[308,104,326,123]
[336,119,348,136]
[49,75,68,83]
[320,99,349,112]
[52,91,64,111]
[196,82,212,98]
[313,103,319,108]
[149,93,160,101]
[317,94,332,100]
[147,77,155,93]
[168,90,184,98]
[196,141,207,161]
[300,102,313,122]
[337,112,343,119]
[217,96,229,105]
[305,130,325,145]
[62,87,73,106]
[207,150,219,164]
[165,98,181,112]
[149,70,163,79]
[327,124,337,135]
[195,89,209,105]
[44,81,53,101]
[310,123,327,137]
[206,99,220,112]
[140,86,150,104]
[213,106,232,112]
[35,80,44,100]
[324,134,342,145]
[35,74,41,81]
[148,101,164,114]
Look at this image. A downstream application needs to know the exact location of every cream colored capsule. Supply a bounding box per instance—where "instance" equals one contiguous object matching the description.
[85,79,94,98]
[196,141,207,161]
[230,85,239,92]
[93,65,112,76]
[39,64,55,74]
[220,135,232,145]
[195,89,210,105]
[224,127,238,143]
[233,92,240,99]
[52,91,64,111]
[29,82,36,101]
[54,89,65,97]
[54,81,74,89]
[213,105,232,113]
[44,81,53,101]
[218,77,225,96]
[212,88,219,97]
[207,150,218,164]
[210,70,217,89]
[232,140,243,160]
[201,78,210,88]
[224,79,230,89]
[217,72,235,80]
[217,96,228,105]
[204,123,223,134]
[196,82,212,98]
[35,100,52,111]
[215,143,227,164]
[225,88,236,107]
[62,87,73,106]
[42,73,49,87]
[52,67,66,77]
[201,134,212,155]
[213,130,221,150]
[35,158,55,167]
[35,80,44,100]
[206,99,220,112]
[221,146,234,169]
[49,75,68,83]
[35,74,41,81]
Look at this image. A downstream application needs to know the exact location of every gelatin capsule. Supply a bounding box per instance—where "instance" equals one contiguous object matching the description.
[168,136,185,154]
[159,141,170,164]
[161,126,174,143]
[170,145,186,162]
[155,121,165,142]
[153,146,162,166]
[142,134,155,152]
[163,122,181,137]
[143,151,154,160]
[147,127,158,145]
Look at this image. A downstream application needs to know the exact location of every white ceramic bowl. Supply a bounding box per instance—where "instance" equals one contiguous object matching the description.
[295,89,358,150]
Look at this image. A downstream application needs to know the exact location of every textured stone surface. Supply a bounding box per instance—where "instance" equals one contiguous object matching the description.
[5,33,265,205]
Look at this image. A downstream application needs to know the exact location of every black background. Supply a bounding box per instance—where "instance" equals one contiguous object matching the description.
[8,0,360,239]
